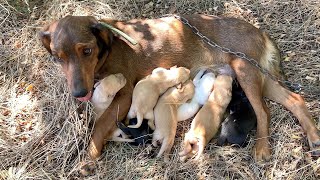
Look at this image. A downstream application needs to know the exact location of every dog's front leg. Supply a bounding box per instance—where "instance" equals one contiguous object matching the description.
[88,86,132,159]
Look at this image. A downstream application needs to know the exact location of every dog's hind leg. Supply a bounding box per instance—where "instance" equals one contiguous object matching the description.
[263,78,320,155]
[231,59,271,162]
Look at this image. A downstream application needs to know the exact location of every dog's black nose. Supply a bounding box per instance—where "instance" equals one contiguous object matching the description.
[72,88,88,97]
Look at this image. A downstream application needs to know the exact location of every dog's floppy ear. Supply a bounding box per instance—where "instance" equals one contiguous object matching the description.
[39,20,58,54]
[39,25,53,54]
[91,23,114,47]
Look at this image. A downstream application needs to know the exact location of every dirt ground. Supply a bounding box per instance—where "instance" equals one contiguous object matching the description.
[0,0,319,179]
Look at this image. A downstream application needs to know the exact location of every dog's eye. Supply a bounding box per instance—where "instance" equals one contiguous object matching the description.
[83,48,92,56]
[53,56,63,63]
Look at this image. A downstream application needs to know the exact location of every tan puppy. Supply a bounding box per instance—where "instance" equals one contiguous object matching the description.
[91,73,132,143]
[91,73,127,118]
[152,80,195,162]
[179,73,234,161]
[127,66,190,129]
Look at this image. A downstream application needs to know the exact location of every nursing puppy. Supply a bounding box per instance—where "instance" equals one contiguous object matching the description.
[91,73,132,142]
[177,69,216,121]
[127,66,190,129]
[217,82,257,146]
[179,66,234,161]
[152,80,195,162]
[117,118,153,146]
[91,73,126,118]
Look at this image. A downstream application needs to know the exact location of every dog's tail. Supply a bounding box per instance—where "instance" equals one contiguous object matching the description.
[260,32,283,79]
[260,33,302,91]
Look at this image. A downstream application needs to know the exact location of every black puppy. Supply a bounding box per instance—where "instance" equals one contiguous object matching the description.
[117,118,153,146]
[217,81,257,147]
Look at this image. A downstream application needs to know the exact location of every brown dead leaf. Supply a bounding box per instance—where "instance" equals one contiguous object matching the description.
[25,84,34,92]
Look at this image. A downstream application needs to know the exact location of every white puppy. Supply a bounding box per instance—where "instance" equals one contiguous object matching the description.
[91,73,133,143]
[127,66,190,129]
[177,69,215,121]
[152,80,195,162]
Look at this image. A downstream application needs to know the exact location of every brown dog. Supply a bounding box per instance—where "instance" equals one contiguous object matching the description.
[39,14,320,162]
[152,80,195,162]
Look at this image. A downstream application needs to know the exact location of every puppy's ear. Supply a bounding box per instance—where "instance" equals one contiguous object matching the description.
[91,23,114,47]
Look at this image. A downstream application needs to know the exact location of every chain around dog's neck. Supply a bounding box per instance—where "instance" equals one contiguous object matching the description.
[160,14,302,93]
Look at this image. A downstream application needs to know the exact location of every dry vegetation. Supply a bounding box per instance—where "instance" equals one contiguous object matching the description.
[0,0,319,179]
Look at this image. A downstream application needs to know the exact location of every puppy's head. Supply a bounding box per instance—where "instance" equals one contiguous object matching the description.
[169,66,190,84]
[39,16,114,101]
[150,67,168,79]
[97,73,126,95]
[176,80,195,103]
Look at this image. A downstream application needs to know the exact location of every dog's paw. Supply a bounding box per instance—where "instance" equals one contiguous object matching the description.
[307,130,320,156]
[79,161,95,176]
[252,140,271,163]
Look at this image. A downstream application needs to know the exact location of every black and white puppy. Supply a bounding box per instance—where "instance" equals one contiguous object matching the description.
[217,81,257,147]
[117,118,153,146]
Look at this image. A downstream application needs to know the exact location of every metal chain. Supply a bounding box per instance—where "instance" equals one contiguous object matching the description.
[161,14,302,92]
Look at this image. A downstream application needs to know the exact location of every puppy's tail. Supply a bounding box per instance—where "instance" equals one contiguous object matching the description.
[128,111,143,128]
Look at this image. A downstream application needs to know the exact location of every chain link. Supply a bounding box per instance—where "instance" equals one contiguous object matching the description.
[161,14,302,92]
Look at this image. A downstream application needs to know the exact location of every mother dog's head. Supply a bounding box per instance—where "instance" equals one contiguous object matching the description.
[39,16,113,101]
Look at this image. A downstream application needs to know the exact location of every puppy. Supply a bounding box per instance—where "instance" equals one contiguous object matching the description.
[177,69,216,121]
[127,66,190,129]
[117,118,153,146]
[152,80,195,162]
[217,82,257,146]
[179,66,234,161]
[91,73,126,118]
[90,73,132,143]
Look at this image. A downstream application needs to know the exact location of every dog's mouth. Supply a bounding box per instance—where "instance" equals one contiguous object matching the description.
[76,91,93,102]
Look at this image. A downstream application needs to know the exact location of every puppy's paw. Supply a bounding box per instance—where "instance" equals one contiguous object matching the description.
[179,132,205,161]
[252,140,271,163]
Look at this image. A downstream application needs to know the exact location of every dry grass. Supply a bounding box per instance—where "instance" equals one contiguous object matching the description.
[0,0,319,179]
